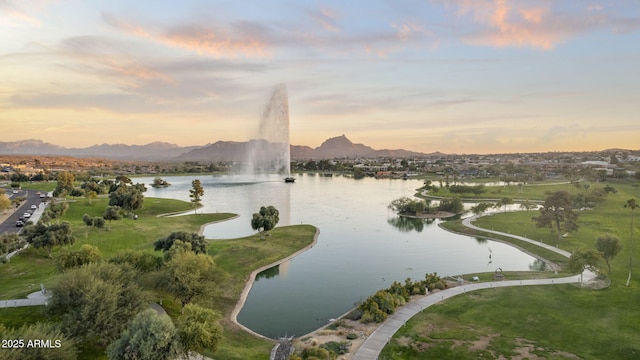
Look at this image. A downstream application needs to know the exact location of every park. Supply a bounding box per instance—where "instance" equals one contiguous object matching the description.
[0,170,638,359]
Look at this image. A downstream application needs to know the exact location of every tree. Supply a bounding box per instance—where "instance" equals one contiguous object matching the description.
[189,179,204,214]
[154,231,207,254]
[151,177,171,188]
[388,197,426,215]
[164,241,219,307]
[41,201,69,224]
[438,196,464,214]
[519,199,537,211]
[53,171,75,197]
[624,198,638,287]
[595,235,623,275]
[103,205,122,230]
[23,221,76,258]
[251,205,280,236]
[106,309,181,360]
[532,191,579,242]
[494,197,513,212]
[47,262,150,344]
[569,250,602,284]
[82,213,93,227]
[176,304,222,357]
[0,193,11,211]
[109,182,146,214]
[0,322,78,360]
[85,190,97,205]
[1,233,27,257]
[471,202,495,215]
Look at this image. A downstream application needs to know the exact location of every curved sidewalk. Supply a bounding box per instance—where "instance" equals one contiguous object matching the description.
[353,213,588,360]
[0,291,50,308]
[461,214,572,258]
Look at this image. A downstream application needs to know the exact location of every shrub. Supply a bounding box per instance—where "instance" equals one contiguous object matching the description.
[109,250,163,272]
[346,333,358,340]
[56,244,101,271]
[320,341,350,355]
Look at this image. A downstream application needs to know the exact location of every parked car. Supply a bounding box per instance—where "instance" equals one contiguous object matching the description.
[16,220,24,227]
[31,204,37,210]
[23,213,31,218]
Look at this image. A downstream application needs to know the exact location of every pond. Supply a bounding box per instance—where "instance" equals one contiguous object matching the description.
[140,173,543,338]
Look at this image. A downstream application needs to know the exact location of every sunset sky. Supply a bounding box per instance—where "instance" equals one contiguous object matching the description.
[1,0,639,154]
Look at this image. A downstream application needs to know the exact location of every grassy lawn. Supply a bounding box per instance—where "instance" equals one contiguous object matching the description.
[206,225,317,360]
[1,181,57,193]
[382,181,640,359]
[422,182,583,201]
[1,194,318,360]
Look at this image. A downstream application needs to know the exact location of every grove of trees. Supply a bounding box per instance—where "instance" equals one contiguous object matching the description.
[154,231,207,254]
[23,221,75,258]
[46,262,150,345]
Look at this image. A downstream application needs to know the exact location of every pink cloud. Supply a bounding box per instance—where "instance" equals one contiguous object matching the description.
[0,0,41,26]
[434,0,604,50]
[102,13,270,58]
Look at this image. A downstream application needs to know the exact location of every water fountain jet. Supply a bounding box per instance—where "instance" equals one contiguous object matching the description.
[246,84,294,182]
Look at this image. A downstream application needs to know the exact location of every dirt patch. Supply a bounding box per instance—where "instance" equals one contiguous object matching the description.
[396,336,412,347]
[293,318,378,360]
[468,334,497,352]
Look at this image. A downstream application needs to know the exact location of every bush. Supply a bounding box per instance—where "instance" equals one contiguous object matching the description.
[438,196,464,214]
[346,333,358,340]
[56,244,101,271]
[320,341,350,355]
[109,250,163,272]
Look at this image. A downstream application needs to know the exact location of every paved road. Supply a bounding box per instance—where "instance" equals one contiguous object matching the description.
[0,188,48,234]
[353,213,592,360]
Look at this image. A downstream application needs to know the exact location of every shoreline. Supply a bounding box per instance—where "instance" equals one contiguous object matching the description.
[228,227,321,341]
[296,212,570,358]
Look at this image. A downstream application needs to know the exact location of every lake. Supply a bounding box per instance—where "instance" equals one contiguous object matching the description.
[140,173,543,338]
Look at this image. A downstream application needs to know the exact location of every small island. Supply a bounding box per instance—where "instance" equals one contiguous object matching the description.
[151,177,171,188]
[388,196,460,219]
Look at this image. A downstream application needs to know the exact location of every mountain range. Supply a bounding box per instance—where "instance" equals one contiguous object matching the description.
[0,135,436,161]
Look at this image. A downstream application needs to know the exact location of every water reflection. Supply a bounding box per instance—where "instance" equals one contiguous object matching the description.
[474,236,488,244]
[529,259,547,271]
[256,265,280,281]
[387,216,434,232]
[138,174,544,338]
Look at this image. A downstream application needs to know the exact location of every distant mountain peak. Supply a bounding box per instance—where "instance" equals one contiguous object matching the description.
[318,134,354,149]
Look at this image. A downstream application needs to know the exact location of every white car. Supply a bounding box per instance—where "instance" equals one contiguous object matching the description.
[31,204,37,210]
[23,212,31,218]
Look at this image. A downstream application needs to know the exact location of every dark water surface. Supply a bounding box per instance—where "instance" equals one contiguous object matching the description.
[140,174,542,338]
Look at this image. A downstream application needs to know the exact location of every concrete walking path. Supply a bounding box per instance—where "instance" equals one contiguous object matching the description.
[0,291,50,308]
[462,214,572,258]
[353,213,591,360]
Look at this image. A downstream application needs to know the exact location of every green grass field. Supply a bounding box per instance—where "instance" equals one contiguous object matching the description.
[0,194,317,360]
[381,182,640,359]
[422,181,585,201]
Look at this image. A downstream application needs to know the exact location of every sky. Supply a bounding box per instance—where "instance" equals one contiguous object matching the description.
[1,0,639,154]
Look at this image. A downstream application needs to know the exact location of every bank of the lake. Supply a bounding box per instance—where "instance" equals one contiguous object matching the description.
[0,195,319,360]
[378,182,640,359]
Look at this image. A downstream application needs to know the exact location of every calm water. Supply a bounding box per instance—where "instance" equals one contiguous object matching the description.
[139,174,542,338]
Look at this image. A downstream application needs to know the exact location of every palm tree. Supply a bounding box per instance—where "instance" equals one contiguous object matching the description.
[624,198,638,287]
